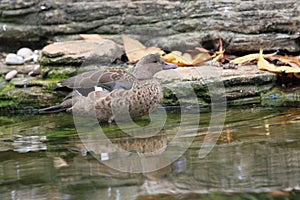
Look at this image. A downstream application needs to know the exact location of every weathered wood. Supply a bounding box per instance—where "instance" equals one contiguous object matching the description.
[0,0,299,52]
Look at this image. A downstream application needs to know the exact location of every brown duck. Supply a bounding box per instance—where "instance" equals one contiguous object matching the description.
[39,54,177,122]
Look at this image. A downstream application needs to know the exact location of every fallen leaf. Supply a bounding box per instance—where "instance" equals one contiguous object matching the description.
[163,51,193,66]
[231,52,276,65]
[268,55,300,69]
[163,51,210,66]
[192,52,211,65]
[79,34,107,43]
[122,35,164,63]
[258,49,300,73]
[194,47,212,53]
[211,37,228,63]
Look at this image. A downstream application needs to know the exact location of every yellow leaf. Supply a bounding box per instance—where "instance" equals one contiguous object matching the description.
[192,52,211,65]
[79,34,107,43]
[231,52,276,65]
[163,51,193,66]
[122,35,164,63]
[258,50,300,73]
[269,55,300,68]
[163,51,211,66]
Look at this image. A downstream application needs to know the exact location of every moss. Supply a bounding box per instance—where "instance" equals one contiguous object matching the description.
[0,82,15,93]
[191,83,210,100]
[0,99,18,109]
[26,79,59,89]
[39,56,85,66]
[41,66,78,80]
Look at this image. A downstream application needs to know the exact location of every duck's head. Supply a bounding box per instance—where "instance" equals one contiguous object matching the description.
[133,54,177,80]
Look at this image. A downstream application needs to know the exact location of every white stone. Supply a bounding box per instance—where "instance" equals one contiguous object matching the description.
[5,53,24,65]
[28,65,40,76]
[17,47,33,59]
[33,52,39,63]
[5,70,18,81]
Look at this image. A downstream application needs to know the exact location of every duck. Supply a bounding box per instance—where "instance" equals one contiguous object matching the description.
[39,54,177,123]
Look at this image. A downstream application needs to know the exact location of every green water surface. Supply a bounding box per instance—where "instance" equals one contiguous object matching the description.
[0,107,300,200]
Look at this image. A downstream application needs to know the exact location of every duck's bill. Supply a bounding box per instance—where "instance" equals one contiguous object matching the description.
[163,63,178,70]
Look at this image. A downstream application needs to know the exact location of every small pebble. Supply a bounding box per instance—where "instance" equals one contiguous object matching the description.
[28,65,40,76]
[5,70,18,81]
[17,47,33,59]
[33,51,39,63]
[5,53,24,65]
[23,49,39,63]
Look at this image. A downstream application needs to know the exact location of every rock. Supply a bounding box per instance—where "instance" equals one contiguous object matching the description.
[0,80,8,90]
[28,65,40,76]
[0,64,11,75]
[0,0,299,53]
[10,77,37,87]
[17,47,33,59]
[33,50,39,63]
[13,64,36,74]
[39,40,123,66]
[5,53,24,65]
[155,65,276,106]
[5,70,18,81]
[0,86,64,112]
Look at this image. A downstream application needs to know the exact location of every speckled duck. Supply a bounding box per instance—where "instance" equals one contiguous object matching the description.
[39,54,177,122]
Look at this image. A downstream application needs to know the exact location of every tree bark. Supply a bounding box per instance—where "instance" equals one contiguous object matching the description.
[0,0,299,53]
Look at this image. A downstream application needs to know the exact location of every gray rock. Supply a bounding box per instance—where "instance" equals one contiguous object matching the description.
[0,0,299,53]
[155,65,276,105]
[10,77,36,87]
[5,70,18,81]
[17,47,33,59]
[39,40,123,66]
[5,53,24,65]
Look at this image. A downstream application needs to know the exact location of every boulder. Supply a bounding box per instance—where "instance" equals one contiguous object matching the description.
[0,0,299,53]
[39,40,123,66]
[156,65,276,106]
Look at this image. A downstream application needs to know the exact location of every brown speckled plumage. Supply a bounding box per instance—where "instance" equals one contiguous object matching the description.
[39,54,177,122]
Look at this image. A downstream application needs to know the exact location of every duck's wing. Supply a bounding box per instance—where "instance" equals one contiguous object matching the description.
[59,69,133,91]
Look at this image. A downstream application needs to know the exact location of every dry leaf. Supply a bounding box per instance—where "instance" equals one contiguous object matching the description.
[194,47,212,53]
[79,34,107,43]
[122,35,164,63]
[258,49,300,73]
[211,37,227,63]
[192,52,211,65]
[163,51,210,66]
[163,51,193,66]
[231,52,276,65]
[268,55,300,68]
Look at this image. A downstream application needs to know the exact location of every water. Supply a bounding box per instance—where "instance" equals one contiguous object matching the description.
[0,107,300,200]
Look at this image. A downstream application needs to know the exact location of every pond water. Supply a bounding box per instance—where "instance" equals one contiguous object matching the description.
[0,107,300,200]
